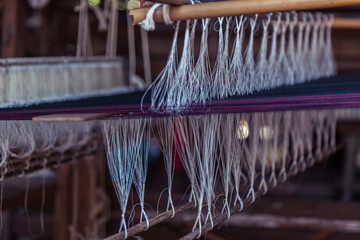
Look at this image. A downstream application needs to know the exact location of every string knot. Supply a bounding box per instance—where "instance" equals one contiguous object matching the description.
[139,3,173,31]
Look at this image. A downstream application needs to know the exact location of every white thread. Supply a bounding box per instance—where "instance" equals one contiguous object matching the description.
[139,3,162,31]
[256,14,271,90]
[212,17,225,99]
[142,11,337,111]
[163,4,173,25]
[244,14,258,93]
[192,18,211,104]
[143,21,180,112]
[231,16,246,95]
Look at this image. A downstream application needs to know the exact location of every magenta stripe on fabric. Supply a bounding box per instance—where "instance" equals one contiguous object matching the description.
[0,92,360,119]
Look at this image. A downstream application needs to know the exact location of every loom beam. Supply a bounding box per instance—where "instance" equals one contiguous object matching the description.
[130,0,360,25]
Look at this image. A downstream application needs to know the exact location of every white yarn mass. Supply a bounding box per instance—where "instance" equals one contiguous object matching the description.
[101,109,338,238]
[0,121,98,170]
[145,12,337,112]
[0,57,130,108]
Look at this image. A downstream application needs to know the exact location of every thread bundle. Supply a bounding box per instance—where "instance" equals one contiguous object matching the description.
[102,109,338,238]
[0,121,98,170]
[146,12,337,112]
[0,57,129,108]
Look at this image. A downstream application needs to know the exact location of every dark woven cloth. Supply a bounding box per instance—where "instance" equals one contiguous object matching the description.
[1,73,360,120]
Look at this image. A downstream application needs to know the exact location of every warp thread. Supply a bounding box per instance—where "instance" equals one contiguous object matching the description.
[102,109,339,238]
[145,12,337,112]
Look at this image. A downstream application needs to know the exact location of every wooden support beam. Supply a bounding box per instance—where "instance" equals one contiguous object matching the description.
[130,0,360,25]
[40,4,51,56]
[54,162,73,240]
[104,203,194,240]
[2,0,24,58]
[54,153,107,240]
[33,113,117,122]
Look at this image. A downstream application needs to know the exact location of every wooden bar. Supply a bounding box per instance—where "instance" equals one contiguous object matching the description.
[54,162,73,240]
[54,153,106,240]
[33,113,116,122]
[130,0,360,25]
[103,203,194,240]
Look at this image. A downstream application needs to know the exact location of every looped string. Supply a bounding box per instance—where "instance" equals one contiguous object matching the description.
[163,4,173,25]
[139,3,162,31]
[139,3,174,31]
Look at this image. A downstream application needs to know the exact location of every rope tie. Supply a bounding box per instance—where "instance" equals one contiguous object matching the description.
[139,3,173,31]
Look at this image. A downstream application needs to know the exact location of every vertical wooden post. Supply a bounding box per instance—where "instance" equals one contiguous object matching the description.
[54,162,72,240]
[40,6,51,56]
[54,153,108,240]
[1,0,24,58]
[342,135,359,202]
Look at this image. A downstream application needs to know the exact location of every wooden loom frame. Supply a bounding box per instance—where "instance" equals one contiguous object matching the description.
[1,0,357,239]
[130,0,360,25]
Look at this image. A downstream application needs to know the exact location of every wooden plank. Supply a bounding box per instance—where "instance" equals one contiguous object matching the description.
[33,113,116,122]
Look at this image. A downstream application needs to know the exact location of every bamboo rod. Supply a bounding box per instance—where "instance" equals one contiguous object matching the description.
[33,113,116,122]
[130,0,360,25]
[103,202,194,240]
[180,192,262,240]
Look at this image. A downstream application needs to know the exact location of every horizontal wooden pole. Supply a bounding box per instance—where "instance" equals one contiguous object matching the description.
[103,202,194,240]
[32,113,116,122]
[130,0,360,25]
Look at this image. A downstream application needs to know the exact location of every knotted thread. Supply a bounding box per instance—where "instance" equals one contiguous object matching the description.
[139,3,173,31]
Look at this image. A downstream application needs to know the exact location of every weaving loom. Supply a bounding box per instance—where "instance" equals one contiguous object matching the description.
[1,0,360,240]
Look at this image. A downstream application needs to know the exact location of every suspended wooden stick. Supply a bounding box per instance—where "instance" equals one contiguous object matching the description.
[103,202,194,240]
[33,113,116,122]
[179,192,262,240]
[130,0,360,25]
